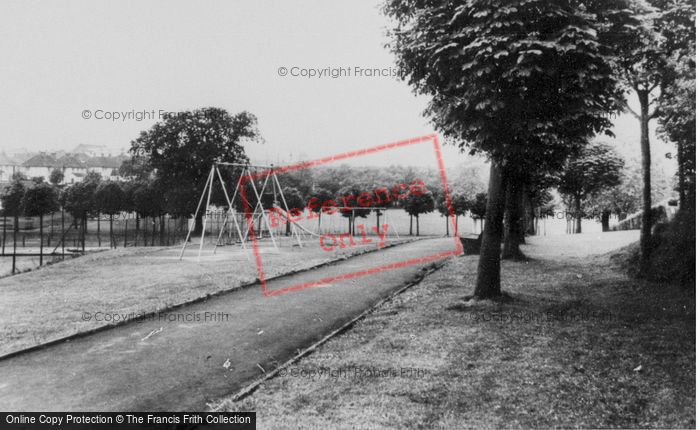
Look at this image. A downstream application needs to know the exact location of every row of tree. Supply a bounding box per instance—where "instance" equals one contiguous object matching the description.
[0,173,176,251]
[1,163,491,248]
[384,0,695,297]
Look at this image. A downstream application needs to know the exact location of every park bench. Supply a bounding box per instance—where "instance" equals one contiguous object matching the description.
[459,233,482,255]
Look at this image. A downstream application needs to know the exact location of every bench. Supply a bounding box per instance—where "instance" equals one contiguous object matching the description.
[459,233,482,255]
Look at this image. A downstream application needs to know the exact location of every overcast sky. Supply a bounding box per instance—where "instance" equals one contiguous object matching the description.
[0,0,673,172]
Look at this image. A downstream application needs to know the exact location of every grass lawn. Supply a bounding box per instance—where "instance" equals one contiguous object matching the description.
[0,236,411,357]
[220,231,695,429]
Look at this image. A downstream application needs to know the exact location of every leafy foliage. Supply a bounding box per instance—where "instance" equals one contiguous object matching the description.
[129,107,261,217]
[61,181,97,219]
[132,180,164,218]
[403,190,435,217]
[556,142,624,202]
[21,183,59,217]
[467,193,488,220]
[95,181,126,215]
[384,0,628,170]
[49,168,64,186]
[1,180,28,217]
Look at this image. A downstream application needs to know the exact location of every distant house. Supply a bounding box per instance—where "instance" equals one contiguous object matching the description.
[0,149,129,185]
[0,151,18,182]
[85,154,126,180]
[20,152,60,181]
[56,153,88,183]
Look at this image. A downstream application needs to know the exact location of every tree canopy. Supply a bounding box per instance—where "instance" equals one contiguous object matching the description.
[129,107,262,220]
[1,180,27,217]
[95,181,127,216]
[22,183,59,217]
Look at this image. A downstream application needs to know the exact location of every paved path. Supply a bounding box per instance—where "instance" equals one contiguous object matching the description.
[0,237,459,411]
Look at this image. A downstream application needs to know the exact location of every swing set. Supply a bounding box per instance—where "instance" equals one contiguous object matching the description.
[178,162,401,262]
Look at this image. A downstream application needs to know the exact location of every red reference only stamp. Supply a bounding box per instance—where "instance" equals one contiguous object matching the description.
[239,134,463,297]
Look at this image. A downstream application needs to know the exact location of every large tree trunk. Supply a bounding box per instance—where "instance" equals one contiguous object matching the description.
[151,218,156,246]
[82,216,86,252]
[637,89,653,272]
[517,185,526,244]
[109,215,114,249]
[502,177,525,260]
[2,214,6,255]
[49,212,54,247]
[601,209,611,232]
[61,210,65,255]
[144,217,149,246]
[677,140,686,211]
[416,215,420,236]
[474,162,506,299]
[12,216,18,274]
[574,195,582,234]
[525,197,535,236]
[39,214,44,266]
[97,212,101,247]
[409,215,413,235]
[135,214,140,245]
[445,215,449,236]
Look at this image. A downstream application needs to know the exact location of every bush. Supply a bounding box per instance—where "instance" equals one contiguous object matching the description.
[624,210,695,287]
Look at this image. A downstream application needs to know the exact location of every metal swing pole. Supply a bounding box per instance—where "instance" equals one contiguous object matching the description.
[213,166,247,253]
[242,167,278,250]
[179,167,214,260]
[272,172,304,248]
[197,166,216,262]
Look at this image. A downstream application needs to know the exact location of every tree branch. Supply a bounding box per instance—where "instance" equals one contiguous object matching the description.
[649,105,660,119]
[624,101,641,120]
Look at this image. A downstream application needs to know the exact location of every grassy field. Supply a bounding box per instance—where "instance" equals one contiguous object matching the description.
[0,236,411,357]
[220,230,695,429]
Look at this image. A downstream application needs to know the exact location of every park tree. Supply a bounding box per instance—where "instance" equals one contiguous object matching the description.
[95,181,126,248]
[61,181,97,251]
[403,190,435,236]
[1,179,27,231]
[1,180,28,263]
[655,0,696,212]
[610,0,694,271]
[658,64,696,211]
[502,176,529,260]
[556,142,624,233]
[436,192,469,236]
[21,183,59,265]
[337,185,372,235]
[306,187,335,231]
[121,180,142,239]
[129,107,261,233]
[586,163,642,231]
[1,180,26,218]
[132,180,164,246]
[49,168,64,186]
[277,169,314,201]
[467,193,488,233]
[385,0,630,298]
[118,155,154,181]
[279,186,304,236]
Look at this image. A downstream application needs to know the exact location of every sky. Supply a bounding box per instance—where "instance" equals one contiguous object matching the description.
[0,0,675,173]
